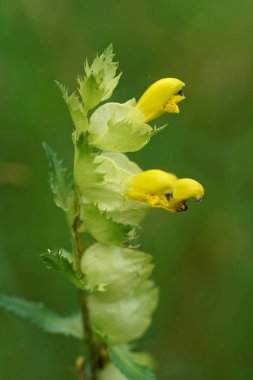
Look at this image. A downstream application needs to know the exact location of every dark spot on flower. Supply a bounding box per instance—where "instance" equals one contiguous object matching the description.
[177,89,184,96]
[196,197,203,204]
[165,193,173,201]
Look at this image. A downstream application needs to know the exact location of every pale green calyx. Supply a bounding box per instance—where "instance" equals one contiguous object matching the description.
[98,363,127,380]
[98,348,155,380]
[88,281,159,344]
[74,144,147,225]
[78,45,121,111]
[88,101,154,152]
[80,243,154,300]
[108,345,156,380]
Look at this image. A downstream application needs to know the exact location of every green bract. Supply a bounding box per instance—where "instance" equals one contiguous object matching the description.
[80,204,136,247]
[81,243,154,300]
[76,151,131,210]
[88,101,153,152]
[88,281,159,344]
[56,82,87,133]
[78,45,121,111]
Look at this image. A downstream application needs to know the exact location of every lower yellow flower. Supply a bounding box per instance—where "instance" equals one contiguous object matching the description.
[136,78,185,122]
[126,170,204,212]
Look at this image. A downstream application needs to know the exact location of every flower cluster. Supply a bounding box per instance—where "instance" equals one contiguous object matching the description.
[58,45,204,378]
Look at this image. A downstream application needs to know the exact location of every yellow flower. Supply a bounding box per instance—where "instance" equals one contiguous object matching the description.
[136,78,185,122]
[126,170,204,212]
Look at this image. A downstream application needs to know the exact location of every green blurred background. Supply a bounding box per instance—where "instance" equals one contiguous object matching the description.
[1,0,253,379]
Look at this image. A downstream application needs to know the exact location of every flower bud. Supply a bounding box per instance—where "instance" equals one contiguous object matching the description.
[78,45,121,111]
[81,243,154,300]
[89,281,159,344]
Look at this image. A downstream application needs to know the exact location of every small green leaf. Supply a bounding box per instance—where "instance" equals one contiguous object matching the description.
[43,143,73,213]
[40,249,85,290]
[109,345,157,380]
[82,203,136,247]
[0,294,83,339]
[55,81,87,132]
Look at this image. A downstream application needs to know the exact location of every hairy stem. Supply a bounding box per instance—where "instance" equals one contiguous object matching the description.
[72,189,98,380]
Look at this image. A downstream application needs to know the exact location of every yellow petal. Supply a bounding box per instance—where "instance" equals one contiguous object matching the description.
[127,169,177,194]
[172,178,204,202]
[136,78,185,122]
[126,170,178,212]
[164,101,179,114]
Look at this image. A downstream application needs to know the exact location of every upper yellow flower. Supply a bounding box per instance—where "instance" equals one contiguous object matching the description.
[136,78,185,122]
[126,170,204,212]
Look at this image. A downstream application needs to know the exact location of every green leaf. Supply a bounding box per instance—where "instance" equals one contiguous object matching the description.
[78,44,121,111]
[82,203,136,247]
[0,294,83,339]
[55,81,87,132]
[40,249,86,290]
[109,345,157,380]
[43,143,74,213]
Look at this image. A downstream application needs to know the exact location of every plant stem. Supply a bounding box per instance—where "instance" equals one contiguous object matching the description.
[72,189,98,380]
[76,356,86,380]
